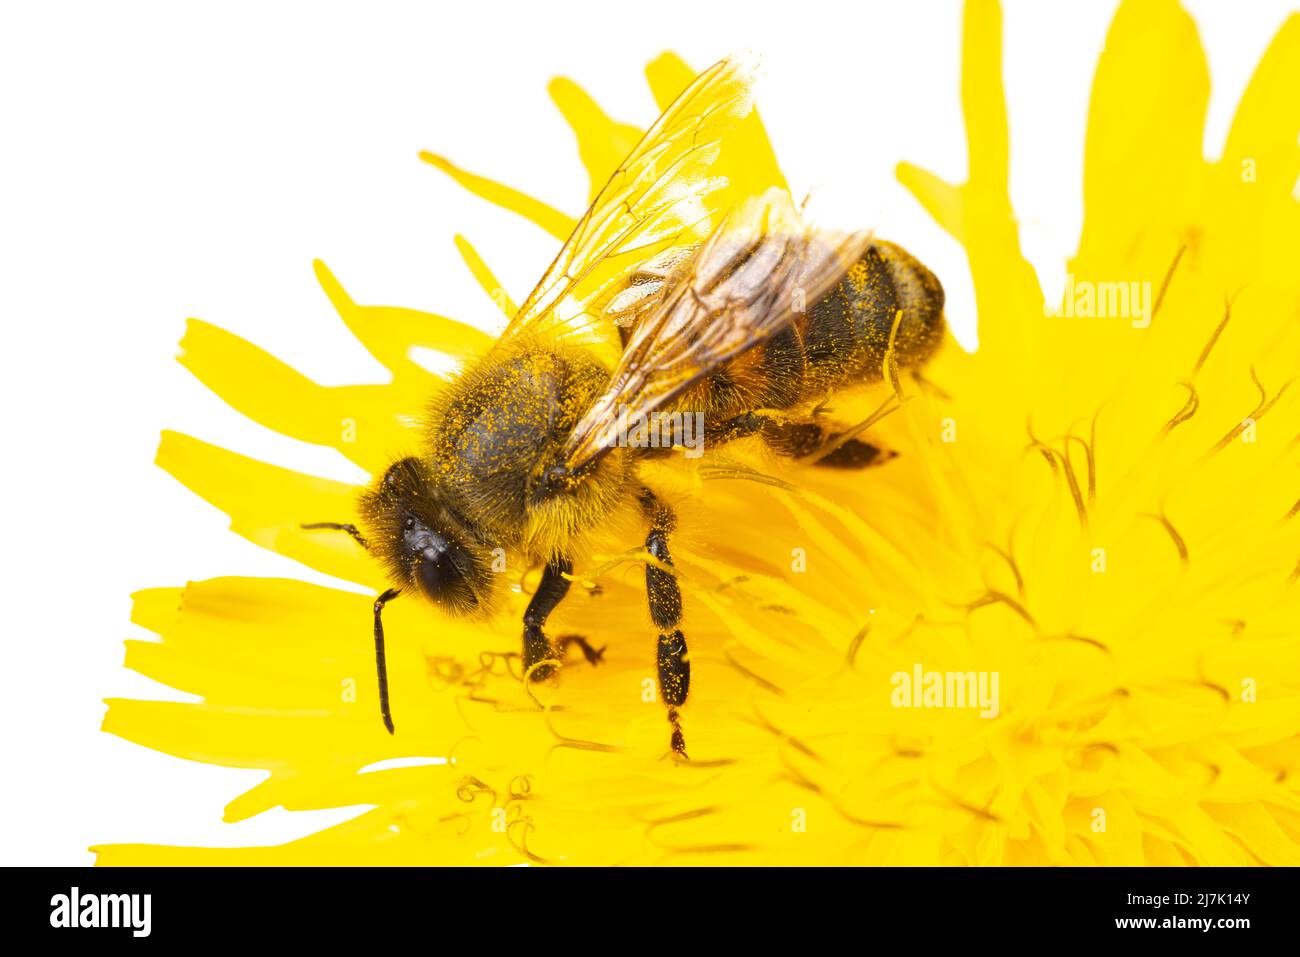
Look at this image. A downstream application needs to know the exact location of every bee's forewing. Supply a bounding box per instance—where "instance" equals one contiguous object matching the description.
[495,53,759,349]
[563,187,872,470]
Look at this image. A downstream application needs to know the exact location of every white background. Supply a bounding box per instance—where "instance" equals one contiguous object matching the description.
[0,0,1292,865]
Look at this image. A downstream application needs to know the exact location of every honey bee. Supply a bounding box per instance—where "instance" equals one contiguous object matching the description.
[305,54,945,756]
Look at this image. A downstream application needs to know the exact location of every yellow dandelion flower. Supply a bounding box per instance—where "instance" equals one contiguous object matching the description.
[97,0,1300,867]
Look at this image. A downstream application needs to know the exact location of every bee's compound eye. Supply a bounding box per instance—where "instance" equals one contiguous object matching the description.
[381,457,421,491]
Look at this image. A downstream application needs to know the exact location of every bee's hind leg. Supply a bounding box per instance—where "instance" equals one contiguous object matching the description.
[809,433,897,469]
[639,489,690,759]
[712,412,896,471]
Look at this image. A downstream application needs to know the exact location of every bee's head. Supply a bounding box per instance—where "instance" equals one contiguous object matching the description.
[359,457,490,616]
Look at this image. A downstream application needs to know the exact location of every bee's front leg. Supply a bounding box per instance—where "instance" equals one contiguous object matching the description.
[640,490,690,759]
[522,557,572,680]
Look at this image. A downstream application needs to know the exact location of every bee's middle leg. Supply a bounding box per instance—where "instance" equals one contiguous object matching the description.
[522,558,572,680]
[639,489,690,758]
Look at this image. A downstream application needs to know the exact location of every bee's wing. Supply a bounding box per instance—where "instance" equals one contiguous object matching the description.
[562,188,873,471]
[495,53,758,348]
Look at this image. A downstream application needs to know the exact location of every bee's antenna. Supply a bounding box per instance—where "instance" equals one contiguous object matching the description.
[373,588,402,734]
[301,521,370,550]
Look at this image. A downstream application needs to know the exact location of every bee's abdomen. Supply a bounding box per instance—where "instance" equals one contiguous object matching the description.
[691,240,945,414]
[796,240,944,395]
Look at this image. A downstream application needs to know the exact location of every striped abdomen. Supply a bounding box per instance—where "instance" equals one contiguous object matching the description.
[608,240,945,418]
